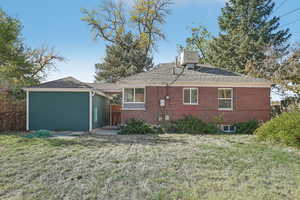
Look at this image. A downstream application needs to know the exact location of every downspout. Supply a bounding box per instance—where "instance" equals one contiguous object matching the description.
[89,91,95,132]
[26,90,29,131]
[165,83,169,121]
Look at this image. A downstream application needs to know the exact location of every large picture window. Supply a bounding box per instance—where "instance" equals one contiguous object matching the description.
[183,88,198,104]
[218,88,233,110]
[124,88,145,103]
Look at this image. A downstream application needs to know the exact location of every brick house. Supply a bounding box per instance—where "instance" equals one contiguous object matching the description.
[118,51,272,132]
[24,51,272,132]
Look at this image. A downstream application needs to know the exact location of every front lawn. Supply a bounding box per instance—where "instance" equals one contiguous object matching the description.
[0,133,300,200]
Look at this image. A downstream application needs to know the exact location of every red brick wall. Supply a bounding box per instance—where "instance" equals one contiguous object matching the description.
[121,86,271,124]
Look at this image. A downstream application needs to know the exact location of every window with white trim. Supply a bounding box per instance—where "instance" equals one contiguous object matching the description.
[218,88,233,110]
[124,88,145,103]
[183,88,198,104]
[94,107,98,122]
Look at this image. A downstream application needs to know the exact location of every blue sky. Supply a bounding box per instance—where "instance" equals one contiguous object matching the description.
[1,0,300,83]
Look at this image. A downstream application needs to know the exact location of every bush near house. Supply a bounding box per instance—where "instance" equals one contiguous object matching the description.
[233,120,260,134]
[164,115,219,134]
[119,119,160,134]
[255,111,300,147]
[120,116,262,135]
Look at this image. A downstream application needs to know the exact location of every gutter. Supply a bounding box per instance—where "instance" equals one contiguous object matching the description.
[117,81,273,88]
[22,87,113,100]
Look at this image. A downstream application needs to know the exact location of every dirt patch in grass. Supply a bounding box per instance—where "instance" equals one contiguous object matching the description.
[0,134,300,200]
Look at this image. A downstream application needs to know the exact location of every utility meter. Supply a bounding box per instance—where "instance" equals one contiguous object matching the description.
[160,99,165,107]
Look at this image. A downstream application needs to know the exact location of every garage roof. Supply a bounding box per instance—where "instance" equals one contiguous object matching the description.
[29,77,93,89]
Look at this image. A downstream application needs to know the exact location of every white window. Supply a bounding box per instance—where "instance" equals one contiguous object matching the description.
[183,88,198,104]
[94,107,98,123]
[123,88,145,103]
[218,88,233,110]
[222,125,236,133]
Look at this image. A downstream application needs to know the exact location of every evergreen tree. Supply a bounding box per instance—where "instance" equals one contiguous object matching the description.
[95,33,153,83]
[208,0,291,73]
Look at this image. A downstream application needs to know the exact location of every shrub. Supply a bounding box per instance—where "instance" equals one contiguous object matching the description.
[255,111,300,147]
[119,119,160,134]
[164,115,219,134]
[24,130,52,138]
[152,125,165,134]
[233,120,260,134]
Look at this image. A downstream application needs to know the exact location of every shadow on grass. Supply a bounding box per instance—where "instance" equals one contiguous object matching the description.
[0,132,28,136]
[42,134,188,148]
[3,132,252,149]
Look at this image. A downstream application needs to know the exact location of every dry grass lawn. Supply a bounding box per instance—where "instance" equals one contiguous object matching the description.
[0,133,300,200]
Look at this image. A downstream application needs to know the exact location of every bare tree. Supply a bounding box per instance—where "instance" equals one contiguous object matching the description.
[246,43,300,98]
[81,0,172,56]
[81,0,127,43]
[26,45,65,81]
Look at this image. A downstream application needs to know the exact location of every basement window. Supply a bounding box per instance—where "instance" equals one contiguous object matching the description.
[222,125,236,133]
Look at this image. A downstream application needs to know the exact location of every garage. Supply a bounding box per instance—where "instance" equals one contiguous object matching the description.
[24,77,110,132]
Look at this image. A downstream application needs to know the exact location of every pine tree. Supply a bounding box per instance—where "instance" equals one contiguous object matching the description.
[94,33,153,83]
[208,0,291,73]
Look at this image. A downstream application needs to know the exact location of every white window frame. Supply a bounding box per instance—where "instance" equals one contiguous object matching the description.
[183,88,198,105]
[123,88,146,104]
[93,107,98,123]
[218,88,233,111]
[222,125,236,133]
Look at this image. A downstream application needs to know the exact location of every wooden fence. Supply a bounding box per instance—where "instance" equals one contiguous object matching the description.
[0,95,26,131]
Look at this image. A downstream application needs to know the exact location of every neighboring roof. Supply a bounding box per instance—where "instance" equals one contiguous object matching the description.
[119,63,272,86]
[86,82,122,93]
[29,77,93,89]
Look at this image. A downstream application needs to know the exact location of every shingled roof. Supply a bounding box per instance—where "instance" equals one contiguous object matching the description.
[119,63,271,86]
[26,77,122,94]
[30,77,93,89]
[86,82,122,93]
[26,62,271,91]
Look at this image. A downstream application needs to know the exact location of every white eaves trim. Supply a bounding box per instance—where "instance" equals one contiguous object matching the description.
[122,108,146,111]
[101,89,122,93]
[23,88,112,100]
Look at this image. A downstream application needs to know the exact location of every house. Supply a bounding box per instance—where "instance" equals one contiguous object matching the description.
[24,51,272,132]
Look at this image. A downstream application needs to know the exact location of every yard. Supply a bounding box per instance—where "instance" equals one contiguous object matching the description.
[0,133,300,200]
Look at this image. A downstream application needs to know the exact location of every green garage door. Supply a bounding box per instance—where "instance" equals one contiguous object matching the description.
[29,92,90,131]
